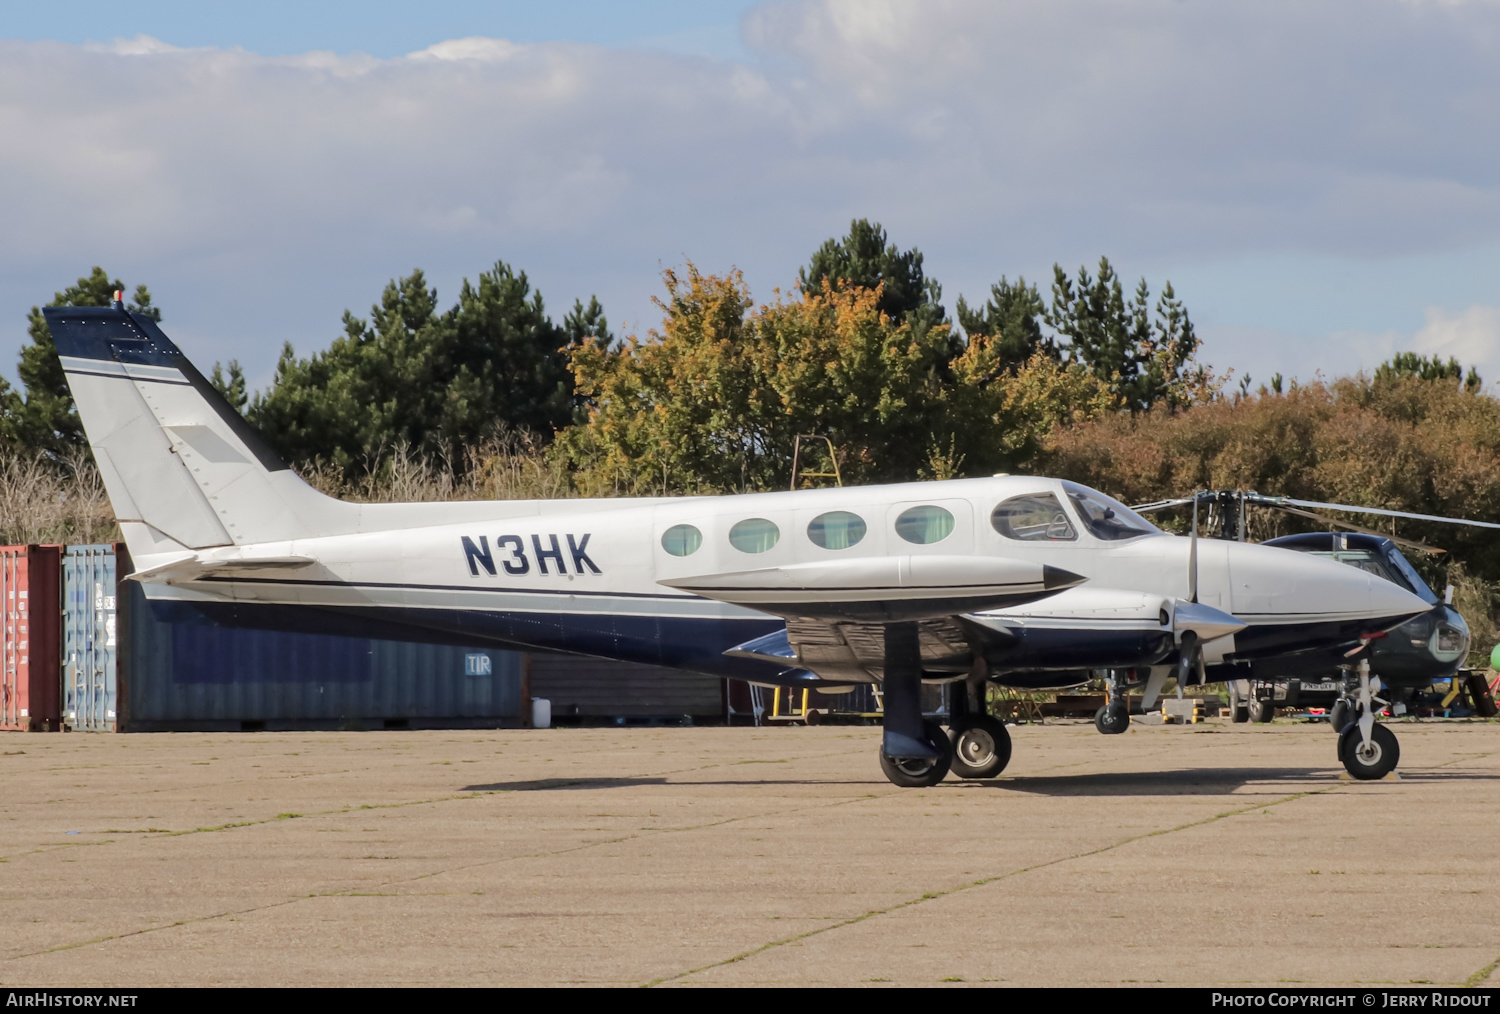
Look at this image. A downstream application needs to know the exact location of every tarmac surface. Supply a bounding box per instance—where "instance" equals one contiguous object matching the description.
[1,718,1497,988]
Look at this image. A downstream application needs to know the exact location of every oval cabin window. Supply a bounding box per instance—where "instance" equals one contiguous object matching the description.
[729,518,780,554]
[894,505,955,545]
[807,511,867,550]
[661,524,703,557]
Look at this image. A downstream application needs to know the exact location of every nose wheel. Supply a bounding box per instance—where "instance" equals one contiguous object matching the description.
[1094,668,1131,734]
[1338,722,1400,779]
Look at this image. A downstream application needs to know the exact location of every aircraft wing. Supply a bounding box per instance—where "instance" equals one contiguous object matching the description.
[659,555,1084,623]
[725,617,975,684]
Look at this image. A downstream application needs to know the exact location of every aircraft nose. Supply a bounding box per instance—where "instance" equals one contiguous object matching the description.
[1224,542,1431,627]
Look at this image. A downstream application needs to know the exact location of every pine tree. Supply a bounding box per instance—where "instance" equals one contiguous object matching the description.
[210,360,248,414]
[1374,352,1481,391]
[249,263,598,476]
[955,276,1052,368]
[1046,257,1201,411]
[799,219,946,330]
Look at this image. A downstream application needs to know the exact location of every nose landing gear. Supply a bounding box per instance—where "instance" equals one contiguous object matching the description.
[1337,658,1400,780]
[1094,669,1130,735]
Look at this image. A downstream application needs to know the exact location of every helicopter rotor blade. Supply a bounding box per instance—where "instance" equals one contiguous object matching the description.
[1259,496,1500,531]
[1267,504,1446,555]
[1131,497,1197,514]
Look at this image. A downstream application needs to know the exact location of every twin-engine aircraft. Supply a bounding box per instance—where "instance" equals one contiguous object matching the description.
[47,302,1432,786]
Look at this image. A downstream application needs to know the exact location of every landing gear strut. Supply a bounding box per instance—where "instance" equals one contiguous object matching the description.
[877,622,952,787]
[1094,669,1130,735]
[1338,658,1400,780]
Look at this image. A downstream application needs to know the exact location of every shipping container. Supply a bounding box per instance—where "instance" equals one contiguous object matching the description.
[1,545,61,731]
[527,651,725,722]
[62,544,525,732]
[62,545,116,732]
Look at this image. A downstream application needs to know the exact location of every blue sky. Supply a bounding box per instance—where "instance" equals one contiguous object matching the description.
[4,2,759,59]
[4,1,1500,395]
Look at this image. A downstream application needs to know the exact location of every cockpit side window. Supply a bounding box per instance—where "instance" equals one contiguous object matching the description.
[991,493,1077,541]
[1061,482,1159,541]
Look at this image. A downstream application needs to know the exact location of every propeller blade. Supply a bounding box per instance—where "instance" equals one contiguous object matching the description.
[1271,504,1446,555]
[1264,496,1500,531]
[1188,494,1199,604]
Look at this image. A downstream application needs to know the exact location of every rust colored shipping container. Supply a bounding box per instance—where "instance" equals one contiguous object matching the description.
[1,545,62,732]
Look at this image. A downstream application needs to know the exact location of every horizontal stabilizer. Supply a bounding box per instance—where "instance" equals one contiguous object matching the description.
[724,627,797,665]
[126,552,319,584]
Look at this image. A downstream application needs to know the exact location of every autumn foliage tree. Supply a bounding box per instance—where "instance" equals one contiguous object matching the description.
[557,264,1117,495]
[1043,371,1500,585]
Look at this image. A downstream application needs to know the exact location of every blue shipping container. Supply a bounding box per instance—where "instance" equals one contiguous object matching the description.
[63,545,524,732]
[62,545,117,732]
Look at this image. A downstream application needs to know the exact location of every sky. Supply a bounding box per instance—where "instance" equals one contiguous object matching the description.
[4,0,1500,395]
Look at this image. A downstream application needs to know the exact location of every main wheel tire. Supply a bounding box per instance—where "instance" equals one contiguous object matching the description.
[1231,704,1250,724]
[1249,699,1276,724]
[879,720,954,787]
[1329,699,1353,734]
[949,716,1013,779]
[1094,704,1130,735]
[1338,722,1400,780]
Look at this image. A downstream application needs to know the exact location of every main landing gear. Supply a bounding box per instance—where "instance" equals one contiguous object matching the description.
[879,719,953,787]
[948,676,1012,779]
[876,624,1012,787]
[1335,658,1401,780]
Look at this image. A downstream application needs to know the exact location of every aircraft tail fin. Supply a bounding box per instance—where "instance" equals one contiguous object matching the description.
[44,304,354,556]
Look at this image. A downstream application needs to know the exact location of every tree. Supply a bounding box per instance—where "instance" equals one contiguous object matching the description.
[1375,352,1481,392]
[248,262,596,476]
[210,361,248,414]
[1046,257,1206,413]
[799,219,948,341]
[438,261,582,444]
[15,267,159,455]
[955,276,1052,368]
[556,265,1113,495]
[1043,374,1500,580]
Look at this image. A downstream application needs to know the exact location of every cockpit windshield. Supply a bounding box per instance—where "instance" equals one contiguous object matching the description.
[1061,482,1161,541]
[1386,548,1440,604]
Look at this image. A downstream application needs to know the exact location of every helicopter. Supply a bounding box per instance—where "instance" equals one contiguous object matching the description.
[1133,490,1496,744]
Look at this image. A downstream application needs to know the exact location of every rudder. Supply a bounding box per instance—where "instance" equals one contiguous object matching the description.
[44,304,352,553]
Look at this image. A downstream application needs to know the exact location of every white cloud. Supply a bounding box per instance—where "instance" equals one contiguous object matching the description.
[1199,304,1500,394]
[409,37,522,62]
[94,34,187,57]
[5,2,1500,387]
[1411,305,1500,380]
